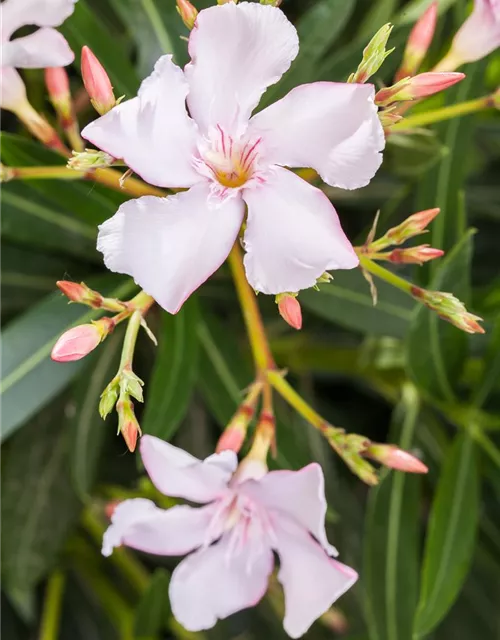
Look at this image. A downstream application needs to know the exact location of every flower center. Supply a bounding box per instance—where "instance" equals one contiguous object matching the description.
[197,125,263,189]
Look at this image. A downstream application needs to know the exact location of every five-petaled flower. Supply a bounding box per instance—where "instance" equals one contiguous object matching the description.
[103,436,358,638]
[82,1,385,314]
[0,0,76,111]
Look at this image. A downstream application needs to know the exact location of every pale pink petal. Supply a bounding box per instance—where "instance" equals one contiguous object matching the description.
[102,498,217,557]
[2,29,74,69]
[170,534,274,631]
[0,67,26,111]
[452,0,500,63]
[185,2,298,134]
[82,55,200,189]
[274,516,358,638]
[242,167,358,294]
[97,184,244,314]
[1,0,76,38]
[241,463,337,556]
[140,436,237,503]
[249,82,384,190]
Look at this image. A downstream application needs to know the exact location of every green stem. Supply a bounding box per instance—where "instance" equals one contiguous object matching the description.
[392,96,491,131]
[119,310,143,370]
[5,166,85,181]
[267,370,327,430]
[358,255,414,295]
[39,570,65,640]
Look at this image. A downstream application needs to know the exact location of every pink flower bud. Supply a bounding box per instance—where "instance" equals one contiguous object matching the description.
[447,0,500,67]
[81,46,115,115]
[117,399,141,452]
[395,1,438,81]
[376,72,464,105]
[276,294,302,330]
[216,425,246,453]
[388,245,444,265]
[366,444,428,473]
[176,0,198,30]
[45,67,70,102]
[57,280,103,306]
[51,324,102,362]
[386,208,440,244]
[105,500,120,519]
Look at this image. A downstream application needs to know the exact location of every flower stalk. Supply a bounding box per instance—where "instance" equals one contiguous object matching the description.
[39,571,66,640]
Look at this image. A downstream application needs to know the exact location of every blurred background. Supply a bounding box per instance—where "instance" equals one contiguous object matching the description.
[1,0,500,638]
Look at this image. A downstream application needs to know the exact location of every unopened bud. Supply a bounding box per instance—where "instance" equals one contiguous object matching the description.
[366,444,428,473]
[395,1,438,81]
[276,293,302,330]
[81,46,115,115]
[121,366,144,402]
[99,378,119,419]
[51,321,110,362]
[316,271,333,284]
[117,398,141,452]
[216,424,246,454]
[0,164,15,182]
[68,149,114,171]
[176,0,198,29]
[45,67,70,104]
[57,280,102,306]
[386,208,440,245]
[379,107,404,129]
[376,72,464,106]
[348,24,394,84]
[388,245,444,265]
[105,500,120,519]
[411,287,485,334]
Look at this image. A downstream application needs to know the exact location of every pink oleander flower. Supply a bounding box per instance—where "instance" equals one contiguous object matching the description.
[448,0,500,66]
[82,2,384,314]
[0,0,76,111]
[103,436,358,638]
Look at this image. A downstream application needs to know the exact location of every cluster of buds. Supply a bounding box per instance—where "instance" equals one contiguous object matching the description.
[360,208,444,266]
[321,424,428,484]
[411,287,485,334]
[348,24,394,84]
[395,1,438,81]
[275,293,302,330]
[81,46,117,116]
[68,149,115,172]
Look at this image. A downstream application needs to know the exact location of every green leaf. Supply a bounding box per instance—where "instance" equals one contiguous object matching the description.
[414,433,480,637]
[364,385,421,640]
[471,315,500,408]
[133,569,170,638]
[1,400,81,591]
[69,332,123,498]
[142,297,199,440]
[406,231,474,402]
[301,268,414,339]
[358,0,398,41]
[60,0,140,97]
[1,277,136,441]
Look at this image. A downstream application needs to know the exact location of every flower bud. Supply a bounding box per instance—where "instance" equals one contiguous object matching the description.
[395,1,438,81]
[316,272,333,284]
[366,444,428,473]
[176,0,198,30]
[216,425,246,454]
[45,67,70,104]
[68,149,114,171]
[57,280,102,306]
[385,208,440,245]
[99,378,119,419]
[379,107,404,129]
[105,500,120,519]
[51,323,103,362]
[411,287,485,334]
[117,398,141,452]
[387,245,444,265]
[276,293,302,330]
[81,46,115,115]
[375,72,465,106]
[0,164,15,183]
[348,24,394,84]
[441,0,500,69]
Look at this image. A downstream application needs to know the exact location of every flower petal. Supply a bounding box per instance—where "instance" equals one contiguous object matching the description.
[185,2,298,134]
[82,55,200,189]
[242,167,358,294]
[0,67,26,111]
[102,498,217,557]
[170,534,274,631]
[2,29,74,69]
[249,82,384,189]
[274,516,358,638]
[140,435,237,503]
[1,0,76,38]
[241,463,337,556]
[97,183,244,313]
